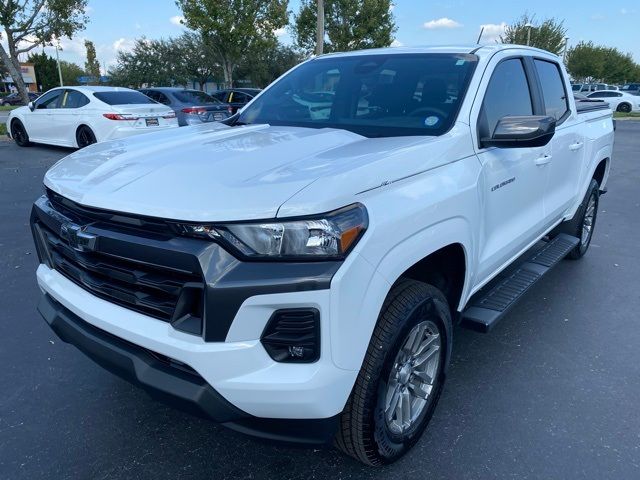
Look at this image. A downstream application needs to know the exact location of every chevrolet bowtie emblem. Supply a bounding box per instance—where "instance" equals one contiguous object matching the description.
[60,222,97,252]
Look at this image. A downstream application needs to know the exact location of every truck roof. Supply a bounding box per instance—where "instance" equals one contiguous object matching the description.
[318,44,560,60]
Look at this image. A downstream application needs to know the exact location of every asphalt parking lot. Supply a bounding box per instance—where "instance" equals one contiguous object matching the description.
[1,122,639,480]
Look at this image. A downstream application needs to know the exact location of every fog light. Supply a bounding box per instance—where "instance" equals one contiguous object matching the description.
[261,309,320,363]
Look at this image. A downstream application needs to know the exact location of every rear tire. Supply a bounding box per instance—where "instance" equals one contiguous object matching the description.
[559,179,600,260]
[10,120,31,147]
[76,125,97,149]
[617,102,632,113]
[335,279,451,466]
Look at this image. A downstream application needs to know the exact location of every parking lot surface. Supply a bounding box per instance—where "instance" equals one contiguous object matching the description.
[1,122,640,480]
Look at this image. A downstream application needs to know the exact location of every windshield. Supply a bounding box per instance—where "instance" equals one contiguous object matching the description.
[93,91,155,105]
[238,53,478,137]
[173,90,221,104]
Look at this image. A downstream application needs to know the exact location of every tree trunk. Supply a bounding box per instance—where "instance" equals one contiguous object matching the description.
[0,36,31,105]
[222,61,234,89]
[315,0,324,55]
[0,47,30,104]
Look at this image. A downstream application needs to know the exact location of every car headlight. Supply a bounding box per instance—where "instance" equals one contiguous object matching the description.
[177,203,368,260]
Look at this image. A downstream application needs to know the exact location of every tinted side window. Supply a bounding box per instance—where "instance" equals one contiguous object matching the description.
[534,59,569,120]
[156,92,171,105]
[212,91,228,101]
[232,91,249,103]
[36,90,63,109]
[61,90,89,108]
[480,58,533,137]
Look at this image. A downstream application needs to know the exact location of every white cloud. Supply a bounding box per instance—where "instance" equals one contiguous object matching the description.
[422,17,462,29]
[113,37,135,53]
[478,22,507,43]
[170,15,185,26]
[391,39,404,47]
[274,27,287,37]
[389,3,395,11]
[620,8,628,15]
[590,13,606,20]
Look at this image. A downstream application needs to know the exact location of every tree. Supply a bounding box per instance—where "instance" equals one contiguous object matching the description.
[84,39,101,82]
[0,0,88,103]
[27,51,59,91]
[500,13,567,55]
[294,0,396,54]
[236,43,304,87]
[176,0,289,87]
[59,60,85,86]
[175,32,222,90]
[108,37,190,88]
[566,41,640,83]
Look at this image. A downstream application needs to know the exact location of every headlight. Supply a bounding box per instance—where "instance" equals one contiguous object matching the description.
[178,203,368,260]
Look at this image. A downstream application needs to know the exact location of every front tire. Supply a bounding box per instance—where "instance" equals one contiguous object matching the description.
[335,280,451,466]
[10,120,31,147]
[76,125,97,149]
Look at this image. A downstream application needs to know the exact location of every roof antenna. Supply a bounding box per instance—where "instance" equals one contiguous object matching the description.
[476,26,485,44]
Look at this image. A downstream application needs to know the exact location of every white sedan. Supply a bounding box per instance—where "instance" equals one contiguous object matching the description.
[587,90,640,113]
[6,86,178,148]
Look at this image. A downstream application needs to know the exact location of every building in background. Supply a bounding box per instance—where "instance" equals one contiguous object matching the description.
[1,63,38,93]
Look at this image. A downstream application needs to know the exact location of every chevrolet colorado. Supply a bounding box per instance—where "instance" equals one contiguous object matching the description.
[31,45,614,465]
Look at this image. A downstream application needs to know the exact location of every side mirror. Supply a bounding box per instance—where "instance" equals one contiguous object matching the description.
[481,115,556,148]
[28,101,35,112]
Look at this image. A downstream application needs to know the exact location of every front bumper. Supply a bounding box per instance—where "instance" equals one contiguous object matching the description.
[38,291,339,444]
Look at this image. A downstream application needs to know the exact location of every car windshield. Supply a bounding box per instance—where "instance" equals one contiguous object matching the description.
[237,53,478,137]
[173,90,221,104]
[93,91,155,105]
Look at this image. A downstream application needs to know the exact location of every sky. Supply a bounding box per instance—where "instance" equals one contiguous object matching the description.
[18,0,640,73]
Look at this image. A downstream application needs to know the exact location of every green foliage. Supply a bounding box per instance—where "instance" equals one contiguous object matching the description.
[60,60,85,85]
[500,13,567,55]
[108,37,189,88]
[236,43,305,87]
[176,0,289,86]
[27,51,59,90]
[84,40,101,81]
[566,41,640,83]
[0,0,88,101]
[293,0,396,54]
[173,32,223,89]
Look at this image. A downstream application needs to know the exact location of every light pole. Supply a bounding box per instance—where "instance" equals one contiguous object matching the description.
[55,41,64,87]
[562,37,570,62]
[315,0,324,55]
[525,23,533,46]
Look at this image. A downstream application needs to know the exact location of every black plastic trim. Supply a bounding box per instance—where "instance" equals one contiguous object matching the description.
[31,195,342,342]
[38,293,340,444]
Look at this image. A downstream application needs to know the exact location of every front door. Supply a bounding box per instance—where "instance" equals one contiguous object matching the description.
[472,56,549,283]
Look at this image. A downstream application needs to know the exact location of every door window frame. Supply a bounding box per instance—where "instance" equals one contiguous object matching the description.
[476,55,545,150]
[531,57,571,125]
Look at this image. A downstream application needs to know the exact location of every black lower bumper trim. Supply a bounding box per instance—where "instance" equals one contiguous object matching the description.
[38,293,339,444]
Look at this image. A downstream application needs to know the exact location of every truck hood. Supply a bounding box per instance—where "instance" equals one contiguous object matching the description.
[44,122,469,221]
[44,123,371,221]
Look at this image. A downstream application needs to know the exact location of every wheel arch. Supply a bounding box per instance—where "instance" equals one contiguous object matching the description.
[75,124,97,147]
[592,157,609,189]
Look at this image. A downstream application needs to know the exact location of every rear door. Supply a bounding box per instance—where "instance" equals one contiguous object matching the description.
[472,56,549,282]
[55,89,91,145]
[532,58,584,221]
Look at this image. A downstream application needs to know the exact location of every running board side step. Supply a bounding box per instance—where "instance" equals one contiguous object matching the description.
[461,234,580,333]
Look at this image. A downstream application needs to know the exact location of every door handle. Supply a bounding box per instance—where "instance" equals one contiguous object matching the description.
[535,155,552,166]
[569,142,584,151]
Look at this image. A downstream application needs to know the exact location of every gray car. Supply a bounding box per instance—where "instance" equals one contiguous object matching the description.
[139,88,232,126]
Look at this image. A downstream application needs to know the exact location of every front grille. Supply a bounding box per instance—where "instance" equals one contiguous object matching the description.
[33,195,205,325]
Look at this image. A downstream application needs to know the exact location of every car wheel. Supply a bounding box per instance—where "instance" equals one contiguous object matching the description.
[76,126,97,149]
[617,102,632,113]
[335,279,451,466]
[10,120,31,147]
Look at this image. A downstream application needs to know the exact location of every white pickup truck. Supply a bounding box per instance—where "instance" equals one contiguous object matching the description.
[31,45,614,465]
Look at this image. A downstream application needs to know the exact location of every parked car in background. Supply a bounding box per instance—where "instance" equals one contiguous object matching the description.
[211,88,261,114]
[6,86,178,148]
[579,83,609,94]
[620,83,640,96]
[139,88,232,126]
[0,91,40,106]
[587,90,640,112]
